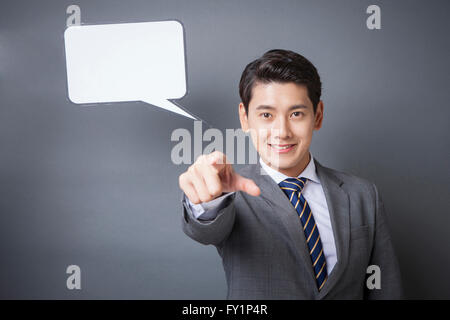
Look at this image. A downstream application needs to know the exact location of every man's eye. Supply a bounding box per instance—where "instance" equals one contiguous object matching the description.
[292,111,303,117]
[261,113,272,118]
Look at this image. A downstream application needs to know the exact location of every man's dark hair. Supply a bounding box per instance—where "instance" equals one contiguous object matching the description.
[239,49,322,114]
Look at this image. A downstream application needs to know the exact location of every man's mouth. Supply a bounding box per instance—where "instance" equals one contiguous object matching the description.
[268,143,297,153]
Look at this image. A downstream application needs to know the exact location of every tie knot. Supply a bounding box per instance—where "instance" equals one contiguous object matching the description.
[279,177,308,194]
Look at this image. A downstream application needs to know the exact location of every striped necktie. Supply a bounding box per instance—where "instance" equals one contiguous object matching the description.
[279,177,328,291]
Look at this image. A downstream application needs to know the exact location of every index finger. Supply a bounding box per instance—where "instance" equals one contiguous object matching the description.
[208,151,227,168]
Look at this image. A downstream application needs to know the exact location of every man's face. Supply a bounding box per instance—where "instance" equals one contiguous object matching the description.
[239,81,324,177]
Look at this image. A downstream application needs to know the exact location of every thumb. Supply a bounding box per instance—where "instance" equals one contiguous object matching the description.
[232,173,261,197]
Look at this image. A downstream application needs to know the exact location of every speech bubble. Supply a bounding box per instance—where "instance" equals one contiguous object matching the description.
[64,20,197,120]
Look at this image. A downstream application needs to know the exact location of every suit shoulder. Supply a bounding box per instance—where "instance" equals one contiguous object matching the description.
[320,164,376,195]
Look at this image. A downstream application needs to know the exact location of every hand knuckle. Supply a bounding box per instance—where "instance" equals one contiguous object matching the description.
[211,188,222,197]
[209,166,219,175]
[178,173,185,186]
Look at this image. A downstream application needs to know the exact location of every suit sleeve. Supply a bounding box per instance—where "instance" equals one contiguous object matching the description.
[365,183,404,299]
[181,191,236,247]
[185,192,235,220]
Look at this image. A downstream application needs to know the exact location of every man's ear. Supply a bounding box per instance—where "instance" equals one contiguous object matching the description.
[314,100,324,131]
[239,102,249,132]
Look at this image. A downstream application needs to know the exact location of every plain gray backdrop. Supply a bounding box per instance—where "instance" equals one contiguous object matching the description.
[0,0,449,299]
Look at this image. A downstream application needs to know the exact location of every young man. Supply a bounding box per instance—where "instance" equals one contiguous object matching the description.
[178,49,403,299]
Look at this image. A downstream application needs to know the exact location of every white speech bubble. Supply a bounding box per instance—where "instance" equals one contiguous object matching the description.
[64,20,196,120]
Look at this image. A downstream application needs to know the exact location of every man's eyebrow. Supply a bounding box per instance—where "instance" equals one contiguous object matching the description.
[255,104,309,111]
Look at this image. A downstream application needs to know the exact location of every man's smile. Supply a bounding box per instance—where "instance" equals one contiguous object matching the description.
[268,143,297,153]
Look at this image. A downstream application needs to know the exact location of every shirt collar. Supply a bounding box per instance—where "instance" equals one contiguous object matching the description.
[258,152,320,185]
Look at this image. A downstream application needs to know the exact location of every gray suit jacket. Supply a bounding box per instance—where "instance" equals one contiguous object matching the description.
[181,158,403,299]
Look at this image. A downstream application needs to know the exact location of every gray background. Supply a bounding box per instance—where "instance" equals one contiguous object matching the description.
[0,0,449,299]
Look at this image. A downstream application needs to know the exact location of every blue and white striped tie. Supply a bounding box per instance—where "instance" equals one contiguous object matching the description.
[279,177,328,291]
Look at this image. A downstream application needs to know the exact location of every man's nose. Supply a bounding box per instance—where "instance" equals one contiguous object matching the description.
[272,116,292,139]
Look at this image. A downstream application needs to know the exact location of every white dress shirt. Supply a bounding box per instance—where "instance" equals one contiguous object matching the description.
[185,153,337,274]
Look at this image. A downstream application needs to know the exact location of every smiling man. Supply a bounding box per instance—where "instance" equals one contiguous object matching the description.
[178,49,403,299]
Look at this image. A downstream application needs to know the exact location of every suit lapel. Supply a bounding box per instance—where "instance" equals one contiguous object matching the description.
[244,158,350,299]
[314,159,350,299]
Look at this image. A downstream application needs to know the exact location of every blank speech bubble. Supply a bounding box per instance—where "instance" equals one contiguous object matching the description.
[64,20,196,120]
